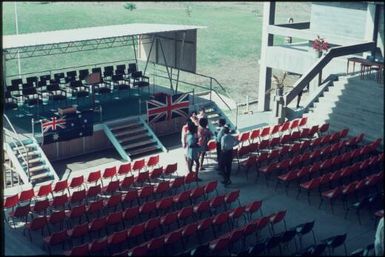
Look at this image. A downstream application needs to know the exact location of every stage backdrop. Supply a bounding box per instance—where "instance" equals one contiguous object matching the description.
[146,92,190,136]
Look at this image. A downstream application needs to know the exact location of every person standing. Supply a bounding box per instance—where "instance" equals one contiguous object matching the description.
[215,118,226,170]
[186,121,202,181]
[197,117,212,171]
[220,126,239,185]
[197,107,207,120]
[375,217,384,256]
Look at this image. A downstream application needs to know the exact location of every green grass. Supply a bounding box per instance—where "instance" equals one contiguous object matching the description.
[2,2,310,101]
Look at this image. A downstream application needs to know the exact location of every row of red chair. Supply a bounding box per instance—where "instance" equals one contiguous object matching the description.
[51,189,242,256]
[319,170,383,213]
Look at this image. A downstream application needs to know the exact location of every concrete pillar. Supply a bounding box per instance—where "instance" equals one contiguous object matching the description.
[257,2,276,112]
[364,3,376,58]
[3,52,7,90]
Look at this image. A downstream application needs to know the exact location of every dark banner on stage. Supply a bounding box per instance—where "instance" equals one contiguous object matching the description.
[41,109,94,144]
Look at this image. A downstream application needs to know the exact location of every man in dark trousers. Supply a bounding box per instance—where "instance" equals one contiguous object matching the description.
[215,118,226,171]
[220,126,239,185]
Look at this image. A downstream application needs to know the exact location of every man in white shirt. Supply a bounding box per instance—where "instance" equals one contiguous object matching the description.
[220,126,239,185]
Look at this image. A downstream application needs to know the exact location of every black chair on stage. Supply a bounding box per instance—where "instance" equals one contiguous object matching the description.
[46,83,68,110]
[131,71,150,94]
[69,80,90,105]
[40,74,51,84]
[66,70,77,82]
[89,71,112,103]
[104,66,114,78]
[4,91,18,111]
[127,63,137,75]
[54,72,66,83]
[26,76,38,87]
[92,67,102,75]
[110,74,130,99]
[115,64,126,76]
[79,69,90,81]
[11,78,23,89]
[22,87,43,116]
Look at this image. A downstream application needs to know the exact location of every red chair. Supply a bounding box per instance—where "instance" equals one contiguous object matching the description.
[170,176,185,192]
[86,184,101,202]
[107,230,127,253]
[101,180,120,196]
[204,181,218,198]
[119,175,134,192]
[149,166,163,181]
[156,197,173,215]
[43,229,68,254]
[256,215,270,234]
[270,124,281,138]
[36,184,52,199]
[154,181,170,198]
[164,230,183,253]
[144,217,162,237]
[69,175,85,191]
[209,235,231,255]
[280,134,291,146]
[249,128,261,143]
[224,190,241,209]
[260,126,270,139]
[126,223,145,244]
[279,121,291,136]
[50,194,68,211]
[65,204,86,227]
[258,139,270,152]
[276,170,298,194]
[88,237,108,255]
[48,210,66,231]
[178,206,194,225]
[242,222,258,247]
[102,166,117,184]
[3,194,19,211]
[161,211,179,232]
[181,223,198,246]
[320,187,342,213]
[137,185,154,203]
[209,195,226,214]
[240,155,257,178]
[318,123,329,136]
[238,131,250,146]
[52,180,69,196]
[127,244,147,256]
[63,243,89,256]
[122,190,139,208]
[308,125,319,139]
[122,206,140,227]
[173,190,192,208]
[132,158,145,173]
[339,128,349,138]
[289,119,300,133]
[139,200,157,219]
[135,171,150,186]
[244,199,263,221]
[31,198,50,216]
[66,223,89,245]
[269,210,287,234]
[193,200,211,218]
[197,217,214,242]
[163,163,178,177]
[147,154,160,170]
[88,216,107,239]
[228,206,246,228]
[189,186,205,204]
[86,199,105,220]
[69,189,86,207]
[298,177,322,204]
[87,170,101,186]
[18,189,35,205]
[117,162,131,177]
[206,140,217,163]
[23,216,48,241]
[298,116,308,128]
[146,235,165,255]
[7,204,31,226]
[184,172,198,188]
[258,163,279,185]
[104,192,123,212]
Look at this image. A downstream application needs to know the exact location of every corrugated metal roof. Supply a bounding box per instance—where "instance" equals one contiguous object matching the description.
[3,23,205,49]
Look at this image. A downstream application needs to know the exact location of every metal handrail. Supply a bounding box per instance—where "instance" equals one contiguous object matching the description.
[284,41,376,106]
[3,114,30,181]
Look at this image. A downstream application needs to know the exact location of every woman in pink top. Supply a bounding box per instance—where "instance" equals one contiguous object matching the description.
[197,117,212,170]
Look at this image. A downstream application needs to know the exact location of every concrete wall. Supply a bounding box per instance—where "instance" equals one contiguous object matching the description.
[42,127,113,161]
[310,2,367,40]
[378,5,384,55]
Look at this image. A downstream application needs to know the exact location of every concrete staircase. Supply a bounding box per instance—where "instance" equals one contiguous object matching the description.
[306,74,384,146]
[106,117,163,160]
[201,102,237,134]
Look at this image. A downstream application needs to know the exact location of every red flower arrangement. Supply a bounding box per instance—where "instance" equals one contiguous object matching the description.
[312,35,329,52]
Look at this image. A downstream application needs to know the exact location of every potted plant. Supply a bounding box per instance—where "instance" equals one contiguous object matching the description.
[312,35,329,57]
[268,72,289,97]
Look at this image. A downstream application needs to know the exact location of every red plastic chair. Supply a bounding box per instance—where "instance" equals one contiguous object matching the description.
[69,189,86,207]
[36,184,52,199]
[147,154,160,170]
[206,140,217,163]
[66,223,89,245]
[149,166,163,181]
[63,243,89,256]
[270,124,281,138]
[18,189,35,205]
[245,199,263,221]
[298,177,322,204]
[23,216,48,241]
[119,175,134,192]
[88,237,108,255]
[204,181,218,198]
[224,190,241,209]
[320,187,342,213]
[279,121,291,135]
[181,223,198,243]
[104,193,123,212]
[50,194,68,211]
[339,128,349,138]
[137,185,154,203]
[193,200,211,218]
[87,170,101,186]
[178,206,194,225]
[154,181,170,198]
[144,217,161,236]
[126,223,145,243]
[108,230,127,252]
[228,206,246,228]
[258,163,279,185]
[269,210,287,234]
[190,186,206,204]
[88,216,107,239]
[163,163,178,177]
[52,180,69,196]
[238,131,250,146]
[65,204,86,227]
[101,180,120,196]
[122,190,139,208]
[132,158,146,173]
[184,172,198,188]
[170,176,185,192]
[197,217,214,241]
[318,123,329,136]
[260,126,270,139]
[209,195,226,214]
[135,171,150,186]
[139,200,157,218]
[289,119,300,132]
[86,184,101,202]
[122,206,140,227]
[118,162,131,177]
[43,229,68,254]
[7,204,31,226]
[146,235,165,255]
[242,222,258,247]
[102,166,117,183]
[164,230,183,253]
[86,199,104,220]
[249,128,261,143]
[258,139,270,152]
[31,198,49,216]
[209,235,231,254]
[299,116,308,128]
[127,244,147,256]
[276,170,298,194]
[48,210,66,231]
[69,175,85,191]
[161,211,179,232]
[173,190,192,208]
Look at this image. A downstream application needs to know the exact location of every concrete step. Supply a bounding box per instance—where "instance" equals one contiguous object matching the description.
[30,172,52,183]
[118,133,150,144]
[16,150,40,158]
[129,145,161,158]
[29,164,47,173]
[110,121,141,132]
[122,139,155,151]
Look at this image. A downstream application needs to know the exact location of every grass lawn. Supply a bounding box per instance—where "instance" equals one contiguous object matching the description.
[2,2,310,102]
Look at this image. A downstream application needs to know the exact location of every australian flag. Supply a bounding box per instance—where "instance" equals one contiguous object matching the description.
[42,109,94,144]
[146,93,189,124]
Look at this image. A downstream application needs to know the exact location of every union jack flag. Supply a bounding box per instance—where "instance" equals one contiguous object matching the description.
[41,116,66,133]
[147,93,189,124]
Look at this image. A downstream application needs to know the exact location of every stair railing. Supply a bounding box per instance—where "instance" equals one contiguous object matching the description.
[284,42,376,108]
[3,114,31,181]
